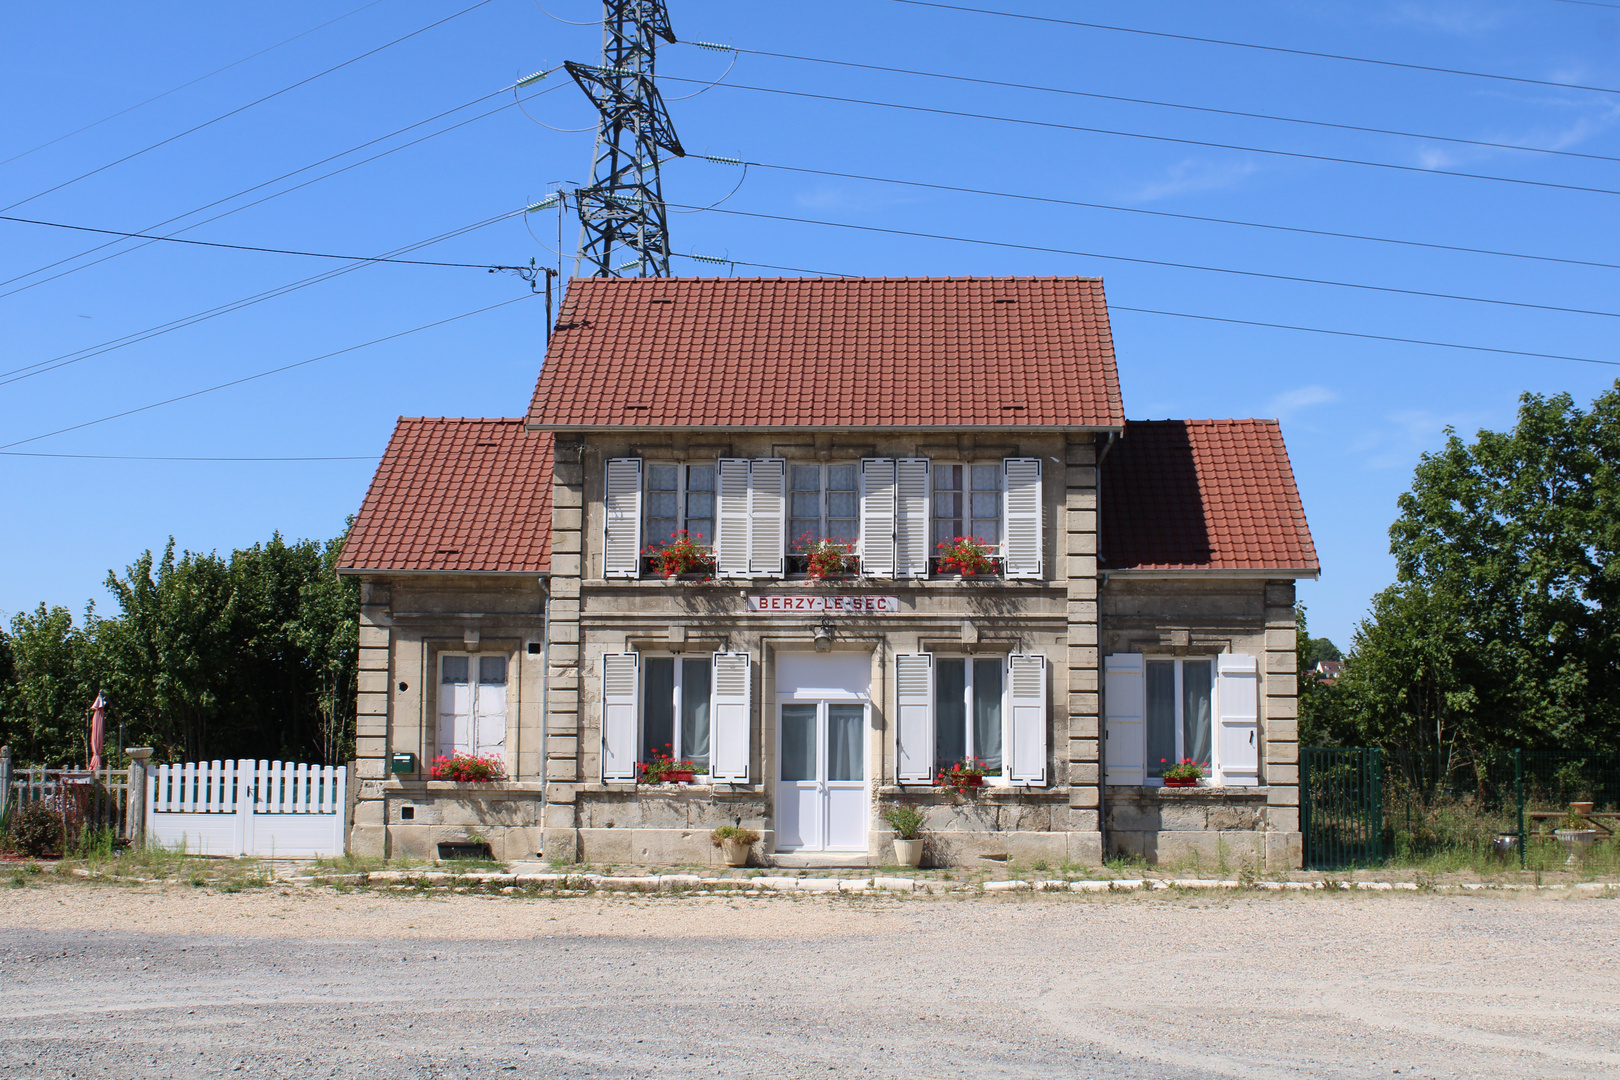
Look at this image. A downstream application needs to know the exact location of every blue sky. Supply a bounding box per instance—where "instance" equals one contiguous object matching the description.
[2,0,1618,649]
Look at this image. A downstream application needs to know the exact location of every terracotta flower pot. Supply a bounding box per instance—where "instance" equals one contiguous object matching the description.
[892,838,924,867]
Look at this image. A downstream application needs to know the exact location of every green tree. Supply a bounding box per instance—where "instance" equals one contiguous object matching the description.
[1331,383,1620,782]
[1,604,96,764]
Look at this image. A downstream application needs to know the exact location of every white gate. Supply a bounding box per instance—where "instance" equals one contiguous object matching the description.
[147,760,347,858]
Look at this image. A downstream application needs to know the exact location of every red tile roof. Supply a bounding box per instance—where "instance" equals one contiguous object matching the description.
[339,418,552,574]
[1100,419,1319,574]
[526,277,1124,430]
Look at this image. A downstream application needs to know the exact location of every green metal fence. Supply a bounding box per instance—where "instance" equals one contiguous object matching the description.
[1301,747,1384,869]
[1315,747,1619,871]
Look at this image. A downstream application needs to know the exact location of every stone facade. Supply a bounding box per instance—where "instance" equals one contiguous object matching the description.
[348,575,548,862]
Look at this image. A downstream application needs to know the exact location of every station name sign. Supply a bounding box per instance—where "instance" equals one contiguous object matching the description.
[747,594,899,615]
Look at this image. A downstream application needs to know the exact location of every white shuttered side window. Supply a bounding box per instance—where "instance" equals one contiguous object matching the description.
[715,458,751,577]
[1216,653,1260,785]
[895,458,931,577]
[709,652,752,782]
[1002,458,1043,579]
[603,459,643,578]
[1103,653,1146,785]
[895,653,934,783]
[1006,654,1048,784]
[859,458,897,577]
[601,653,639,782]
[748,459,787,576]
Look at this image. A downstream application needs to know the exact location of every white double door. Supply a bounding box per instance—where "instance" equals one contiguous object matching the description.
[776,699,868,851]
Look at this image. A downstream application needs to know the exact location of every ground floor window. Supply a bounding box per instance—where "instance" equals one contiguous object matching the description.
[438,652,508,763]
[1146,658,1212,779]
[642,655,711,773]
[935,656,1003,776]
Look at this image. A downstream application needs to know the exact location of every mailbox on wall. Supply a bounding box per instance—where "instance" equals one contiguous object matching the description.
[389,751,416,776]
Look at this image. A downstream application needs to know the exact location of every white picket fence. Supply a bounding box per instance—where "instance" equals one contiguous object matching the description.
[147,760,347,858]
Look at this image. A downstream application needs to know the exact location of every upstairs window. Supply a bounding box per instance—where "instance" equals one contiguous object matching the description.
[645,463,715,548]
[931,464,1003,551]
[789,463,859,571]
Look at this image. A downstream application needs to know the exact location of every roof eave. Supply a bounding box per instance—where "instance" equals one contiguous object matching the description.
[524,422,1126,434]
[1102,567,1321,580]
[336,567,552,579]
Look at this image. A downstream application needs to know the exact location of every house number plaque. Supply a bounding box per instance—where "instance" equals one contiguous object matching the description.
[747,594,899,615]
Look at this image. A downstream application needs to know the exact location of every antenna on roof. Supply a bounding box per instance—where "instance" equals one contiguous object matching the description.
[566,0,684,279]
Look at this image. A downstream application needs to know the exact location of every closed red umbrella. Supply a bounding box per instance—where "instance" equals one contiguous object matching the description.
[89,693,106,771]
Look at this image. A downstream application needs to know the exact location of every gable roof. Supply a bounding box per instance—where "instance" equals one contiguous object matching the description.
[338,418,552,575]
[526,277,1125,431]
[1100,419,1319,575]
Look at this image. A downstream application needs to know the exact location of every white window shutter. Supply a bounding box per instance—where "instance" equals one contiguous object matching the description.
[709,652,752,782]
[1216,653,1260,785]
[1104,653,1146,785]
[748,459,786,577]
[859,458,897,577]
[716,458,751,578]
[1002,458,1043,579]
[1006,654,1048,785]
[603,458,643,578]
[894,652,934,784]
[600,653,639,783]
[895,458,931,577]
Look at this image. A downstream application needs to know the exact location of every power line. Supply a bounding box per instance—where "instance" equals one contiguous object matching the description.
[0,213,517,269]
[0,82,557,300]
[887,0,1620,97]
[0,451,374,462]
[1,0,498,214]
[714,46,1620,167]
[663,76,1620,200]
[0,0,388,170]
[0,208,531,386]
[672,250,1617,369]
[1546,0,1620,8]
[0,294,539,451]
[671,201,1620,321]
[718,158,1620,273]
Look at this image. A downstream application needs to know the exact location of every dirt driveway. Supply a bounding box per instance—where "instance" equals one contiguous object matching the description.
[1,885,1616,1079]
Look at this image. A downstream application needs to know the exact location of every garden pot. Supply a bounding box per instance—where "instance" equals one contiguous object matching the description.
[1554,828,1597,867]
[663,770,695,784]
[1492,833,1520,860]
[892,838,924,867]
[721,837,751,867]
[1162,777,1198,788]
[1569,801,1595,816]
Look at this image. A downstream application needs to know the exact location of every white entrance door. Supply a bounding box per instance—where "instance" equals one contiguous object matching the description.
[776,700,868,851]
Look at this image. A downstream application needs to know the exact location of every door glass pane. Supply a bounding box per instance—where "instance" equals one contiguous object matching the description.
[680,658,711,770]
[973,658,1003,773]
[1183,660,1213,770]
[935,658,966,769]
[780,704,818,781]
[1145,660,1176,779]
[441,655,468,683]
[643,657,675,763]
[479,655,507,684]
[827,704,864,781]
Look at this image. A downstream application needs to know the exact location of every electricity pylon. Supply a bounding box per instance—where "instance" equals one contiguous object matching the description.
[567,0,684,277]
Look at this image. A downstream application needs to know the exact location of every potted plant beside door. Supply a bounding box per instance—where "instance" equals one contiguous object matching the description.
[711,825,760,867]
[880,804,928,868]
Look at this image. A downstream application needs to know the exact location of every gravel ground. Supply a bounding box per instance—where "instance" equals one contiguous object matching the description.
[1,884,1616,1079]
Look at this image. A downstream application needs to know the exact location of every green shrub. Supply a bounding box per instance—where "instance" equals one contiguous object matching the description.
[9,803,63,857]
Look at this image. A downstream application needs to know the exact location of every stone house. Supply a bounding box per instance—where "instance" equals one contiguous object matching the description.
[338,276,1319,869]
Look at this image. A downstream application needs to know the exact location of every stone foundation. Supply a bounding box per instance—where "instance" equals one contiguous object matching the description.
[1106,785,1299,871]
